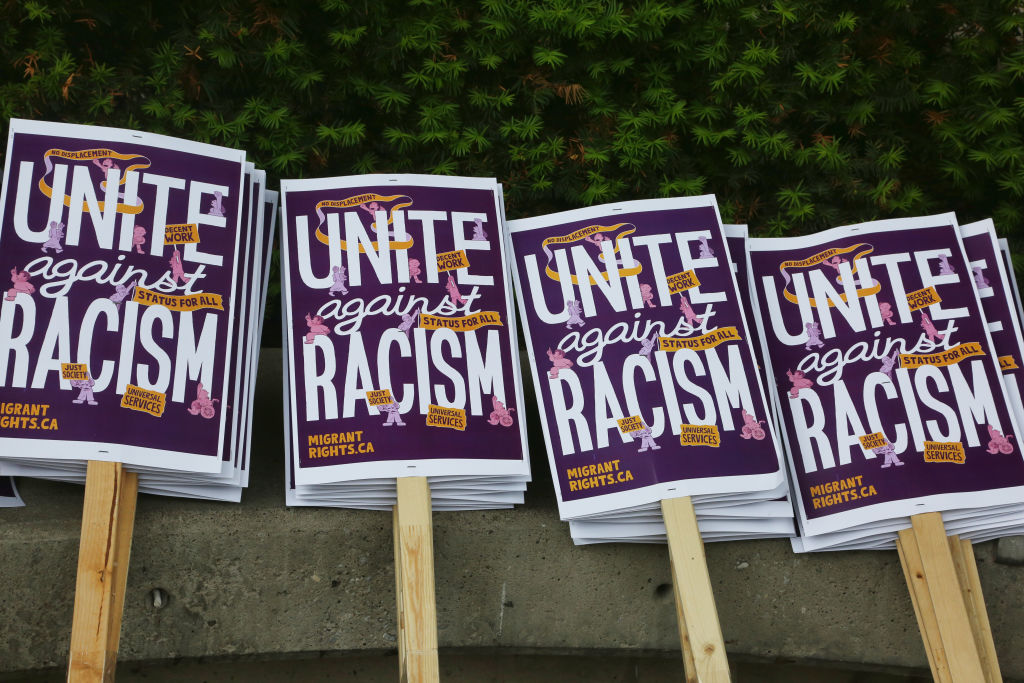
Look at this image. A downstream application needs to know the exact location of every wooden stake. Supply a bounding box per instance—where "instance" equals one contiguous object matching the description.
[393,477,439,683]
[910,513,986,682]
[896,528,951,683]
[662,495,730,683]
[949,536,1002,683]
[67,461,139,683]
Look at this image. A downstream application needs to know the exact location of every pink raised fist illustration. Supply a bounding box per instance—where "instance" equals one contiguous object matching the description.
[187,382,219,419]
[987,424,1014,454]
[584,232,608,248]
[739,409,766,440]
[70,377,98,405]
[546,348,573,379]
[565,300,585,329]
[41,221,64,254]
[638,334,657,358]
[678,294,702,326]
[471,217,488,241]
[973,265,990,289]
[786,369,813,398]
[132,225,147,254]
[397,306,419,337]
[304,313,331,344]
[878,302,896,326]
[6,268,35,301]
[408,258,423,284]
[879,350,899,379]
[209,191,226,217]
[109,279,137,309]
[635,425,660,452]
[697,235,714,259]
[379,399,406,426]
[873,438,904,468]
[329,264,348,296]
[487,395,515,427]
[920,311,944,343]
[804,321,825,350]
[937,254,955,275]
[168,246,190,285]
[640,283,656,308]
[445,273,466,306]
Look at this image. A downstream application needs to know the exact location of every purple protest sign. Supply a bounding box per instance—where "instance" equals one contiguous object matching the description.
[508,197,784,519]
[749,214,1024,537]
[281,175,529,484]
[0,120,246,473]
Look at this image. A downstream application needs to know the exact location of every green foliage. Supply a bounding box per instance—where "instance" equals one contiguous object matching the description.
[4,0,1024,330]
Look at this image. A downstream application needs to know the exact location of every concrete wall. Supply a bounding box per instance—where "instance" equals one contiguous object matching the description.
[1,350,1021,680]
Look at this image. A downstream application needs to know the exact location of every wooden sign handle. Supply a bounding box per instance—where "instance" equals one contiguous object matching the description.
[394,477,439,683]
[67,461,139,683]
[897,527,952,682]
[906,513,986,681]
[949,536,1001,683]
[662,495,731,683]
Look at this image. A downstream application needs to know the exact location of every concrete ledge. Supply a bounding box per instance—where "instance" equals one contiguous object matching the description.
[2,349,1022,677]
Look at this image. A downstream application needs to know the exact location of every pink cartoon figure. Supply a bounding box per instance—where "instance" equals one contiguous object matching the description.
[987,424,1014,454]
[638,335,657,358]
[92,157,120,184]
[187,382,219,419]
[209,191,226,217]
[471,217,488,241]
[398,306,419,337]
[635,425,660,452]
[359,200,381,218]
[109,279,137,309]
[168,246,190,285]
[132,225,147,254]
[878,302,896,326]
[879,349,899,379]
[41,221,64,254]
[329,265,348,296]
[920,311,945,343]
[304,313,331,344]
[565,300,585,329]
[70,377,98,406]
[6,268,35,301]
[445,273,467,306]
[822,255,847,273]
[379,399,405,426]
[786,369,814,398]
[584,232,608,249]
[937,254,955,275]
[804,321,825,350]
[487,395,515,427]
[973,265,990,289]
[546,348,573,379]
[697,236,714,259]
[873,438,904,468]
[678,294,702,326]
[408,259,423,284]
[640,284,656,308]
[739,409,766,440]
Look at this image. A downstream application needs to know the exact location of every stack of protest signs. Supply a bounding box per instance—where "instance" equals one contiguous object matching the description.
[507,196,794,544]
[0,119,275,502]
[748,214,1024,551]
[280,174,530,509]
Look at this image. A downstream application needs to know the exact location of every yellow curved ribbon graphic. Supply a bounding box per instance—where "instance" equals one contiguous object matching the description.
[313,192,414,253]
[779,243,881,307]
[541,222,643,284]
[39,147,150,215]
